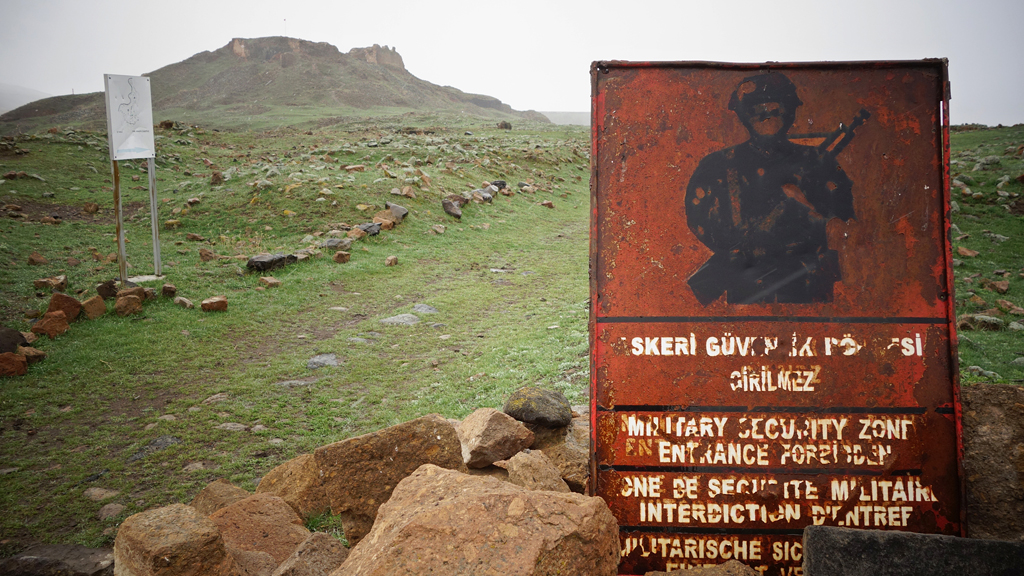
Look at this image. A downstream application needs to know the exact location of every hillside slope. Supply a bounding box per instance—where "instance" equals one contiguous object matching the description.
[0,37,547,133]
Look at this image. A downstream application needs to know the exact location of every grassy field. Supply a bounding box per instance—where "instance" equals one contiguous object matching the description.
[0,116,1021,554]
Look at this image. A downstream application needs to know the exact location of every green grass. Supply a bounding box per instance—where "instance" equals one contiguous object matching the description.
[1,117,1021,554]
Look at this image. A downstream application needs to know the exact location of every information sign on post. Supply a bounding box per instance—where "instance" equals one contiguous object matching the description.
[589,60,960,575]
[103,74,161,283]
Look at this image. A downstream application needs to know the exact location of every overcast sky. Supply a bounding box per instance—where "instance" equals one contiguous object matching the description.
[2,0,1022,125]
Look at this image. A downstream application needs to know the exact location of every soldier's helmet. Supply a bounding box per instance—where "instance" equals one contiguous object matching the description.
[728,73,803,113]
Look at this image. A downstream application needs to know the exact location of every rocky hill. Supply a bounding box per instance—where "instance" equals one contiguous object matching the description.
[0,37,547,133]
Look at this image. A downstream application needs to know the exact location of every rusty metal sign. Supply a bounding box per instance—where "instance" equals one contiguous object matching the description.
[589,60,960,575]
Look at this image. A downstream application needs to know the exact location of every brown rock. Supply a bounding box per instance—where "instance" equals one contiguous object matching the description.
[230,549,276,576]
[28,251,48,265]
[346,228,366,240]
[21,331,37,344]
[143,287,157,301]
[0,352,28,376]
[211,171,224,185]
[40,216,61,225]
[458,408,535,468]
[372,209,397,225]
[375,219,394,231]
[34,275,68,291]
[84,202,100,214]
[17,346,46,365]
[174,296,194,309]
[115,295,143,317]
[190,478,251,516]
[81,295,107,320]
[384,255,398,266]
[260,277,282,288]
[164,219,181,229]
[46,292,82,322]
[540,200,555,208]
[67,257,80,266]
[98,503,126,521]
[255,454,330,519]
[31,310,70,339]
[332,251,350,264]
[202,295,228,312]
[114,503,244,576]
[117,286,146,300]
[313,413,463,545]
[957,246,980,258]
[199,248,217,262]
[162,283,178,298]
[338,464,619,576]
[186,233,205,241]
[505,450,571,492]
[209,493,310,564]
[343,164,365,172]
[96,280,118,300]
[962,383,1024,540]
[645,559,759,576]
[528,415,591,493]
[270,531,348,576]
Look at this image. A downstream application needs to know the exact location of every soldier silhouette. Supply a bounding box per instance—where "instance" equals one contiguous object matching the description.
[685,73,864,305]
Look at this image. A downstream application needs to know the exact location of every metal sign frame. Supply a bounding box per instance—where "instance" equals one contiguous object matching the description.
[589,59,960,575]
[103,74,162,284]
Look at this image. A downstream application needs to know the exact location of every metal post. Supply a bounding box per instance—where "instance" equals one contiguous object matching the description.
[147,158,162,276]
[112,159,128,289]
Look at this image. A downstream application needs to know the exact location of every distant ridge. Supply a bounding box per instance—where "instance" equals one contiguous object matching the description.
[0,37,548,133]
[540,112,589,126]
[0,83,51,116]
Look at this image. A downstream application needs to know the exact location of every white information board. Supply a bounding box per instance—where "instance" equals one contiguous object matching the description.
[104,74,155,160]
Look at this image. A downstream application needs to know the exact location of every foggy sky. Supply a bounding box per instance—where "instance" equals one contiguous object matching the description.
[1,0,1022,125]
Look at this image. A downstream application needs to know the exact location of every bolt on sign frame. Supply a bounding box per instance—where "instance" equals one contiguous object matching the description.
[589,60,960,575]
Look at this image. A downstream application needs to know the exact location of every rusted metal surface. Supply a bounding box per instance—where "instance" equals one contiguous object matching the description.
[589,60,959,575]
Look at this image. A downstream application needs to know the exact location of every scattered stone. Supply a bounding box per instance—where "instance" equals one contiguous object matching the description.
[190,478,251,516]
[1009,321,1024,331]
[117,286,146,300]
[339,464,619,575]
[203,392,228,404]
[442,197,462,219]
[174,296,194,309]
[84,202,100,213]
[96,280,118,300]
[164,219,181,229]
[84,487,120,502]
[162,283,177,298]
[506,450,571,493]
[430,224,446,234]
[356,222,381,236]
[347,227,367,240]
[803,524,1024,576]
[540,200,555,208]
[209,493,310,564]
[307,354,338,369]
[0,352,28,376]
[201,295,228,312]
[17,346,46,365]
[458,408,535,468]
[210,171,224,185]
[384,255,398,266]
[255,453,330,518]
[386,202,408,222]
[98,503,125,521]
[412,303,439,314]
[380,313,419,326]
[115,295,143,317]
[199,248,217,262]
[260,276,282,288]
[81,295,107,319]
[247,253,297,272]
[504,387,573,428]
[28,251,48,265]
[114,504,242,576]
[957,246,979,257]
[46,292,82,322]
[313,413,463,545]
[127,435,181,463]
[0,544,114,576]
[0,327,28,354]
[31,310,70,338]
[332,251,350,264]
[34,275,68,291]
[216,423,248,432]
[270,531,349,576]
[142,287,157,301]
[319,237,352,250]
[958,314,1005,331]
[529,414,591,493]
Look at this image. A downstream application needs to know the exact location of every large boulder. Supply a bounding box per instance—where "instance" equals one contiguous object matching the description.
[457,407,535,468]
[313,413,463,545]
[335,464,619,576]
[271,532,348,576]
[505,450,571,493]
[46,292,82,322]
[528,414,590,493]
[189,479,251,516]
[209,493,311,565]
[504,387,573,428]
[113,503,243,576]
[256,454,331,519]
[961,382,1024,540]
[0,351,28,376]
[247,253,297,272]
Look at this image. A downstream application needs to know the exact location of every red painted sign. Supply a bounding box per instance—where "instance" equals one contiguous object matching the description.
[589,60,960,575]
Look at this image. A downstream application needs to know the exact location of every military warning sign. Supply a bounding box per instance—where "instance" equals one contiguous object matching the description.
[589,60,961,575]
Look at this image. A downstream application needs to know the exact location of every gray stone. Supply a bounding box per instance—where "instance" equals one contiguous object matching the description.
[386,202,408,222]
[246,253,297,272]
[348,337,371,344]
[1009,321,1024,332]
[1010,357,1024,366]
[97,503,125,520]
[319,237,352,250]
[381,313,419,326]
[0,544,114,576]
[127,435,180,462]
[356,222,381,235]
[504,387,573,428]
[307,354,338,369]
[803,525,1024,576]
[412,303,439,314]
